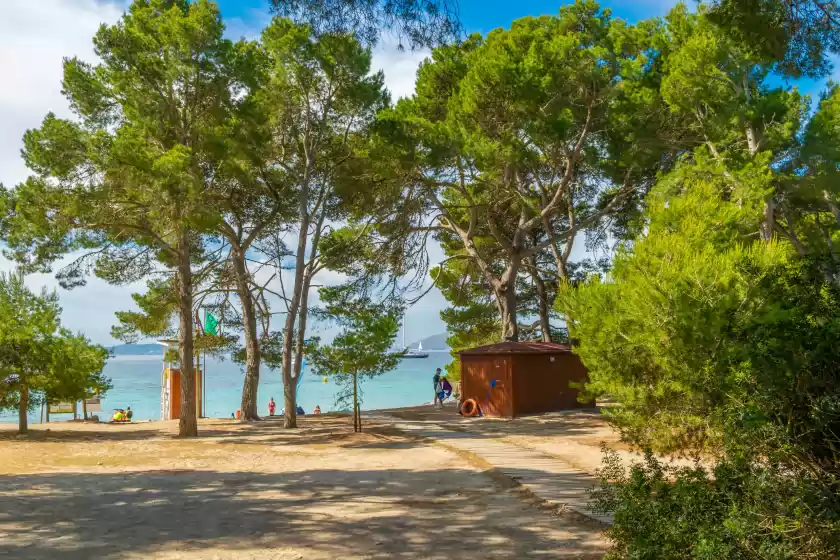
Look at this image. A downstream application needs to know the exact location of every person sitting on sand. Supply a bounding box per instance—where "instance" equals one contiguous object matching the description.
[268,397,276,417]
[125,407,133,421]
[313,405,321,415]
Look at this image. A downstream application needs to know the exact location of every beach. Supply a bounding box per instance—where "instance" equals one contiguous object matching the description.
[0,352,454,424]
[0,413,609,559]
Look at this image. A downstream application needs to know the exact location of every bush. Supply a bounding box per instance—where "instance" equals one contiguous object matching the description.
[591,448,840,559]
[566,179,840,557]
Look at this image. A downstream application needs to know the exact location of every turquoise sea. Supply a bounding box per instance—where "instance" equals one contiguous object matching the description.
[1,351,453,423]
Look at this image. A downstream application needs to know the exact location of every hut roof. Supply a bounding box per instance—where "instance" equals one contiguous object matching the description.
[458,341,573,356]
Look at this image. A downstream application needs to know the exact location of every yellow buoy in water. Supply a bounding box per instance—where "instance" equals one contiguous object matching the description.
[323,376,328,383]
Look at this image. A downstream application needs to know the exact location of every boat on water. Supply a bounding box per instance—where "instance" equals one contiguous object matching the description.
[403,340,429,359]
[400,318,428,359]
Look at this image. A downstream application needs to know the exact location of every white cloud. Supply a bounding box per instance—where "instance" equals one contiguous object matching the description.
[0,0,444,346]
[371,39,429,102]
[0,0,134,345]
[0,0,125,189]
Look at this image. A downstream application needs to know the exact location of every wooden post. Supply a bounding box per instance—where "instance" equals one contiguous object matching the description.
[195,344,201,419]
[353,371,359,433]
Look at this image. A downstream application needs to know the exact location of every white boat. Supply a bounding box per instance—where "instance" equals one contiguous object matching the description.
[403,339,429,359]
[401,317,428,359]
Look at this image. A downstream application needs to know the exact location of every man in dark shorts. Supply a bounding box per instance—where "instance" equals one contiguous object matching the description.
[433,368,442,408]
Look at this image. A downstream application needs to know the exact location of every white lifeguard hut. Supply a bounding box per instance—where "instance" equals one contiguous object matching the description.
[158,340,204,420]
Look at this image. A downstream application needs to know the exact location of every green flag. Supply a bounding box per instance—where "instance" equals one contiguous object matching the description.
[205,311,218,336]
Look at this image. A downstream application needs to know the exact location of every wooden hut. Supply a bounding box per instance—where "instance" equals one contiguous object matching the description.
[158,340,204,420]
[458,341,593,418]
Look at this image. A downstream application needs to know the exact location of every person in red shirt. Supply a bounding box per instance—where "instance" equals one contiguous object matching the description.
[268,397,276,416]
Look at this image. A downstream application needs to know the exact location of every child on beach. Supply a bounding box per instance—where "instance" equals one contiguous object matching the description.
[268,397,276,416]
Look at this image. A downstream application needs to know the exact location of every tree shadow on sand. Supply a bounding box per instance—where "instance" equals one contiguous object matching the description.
[0,428,163,443]
[0,467,607,559]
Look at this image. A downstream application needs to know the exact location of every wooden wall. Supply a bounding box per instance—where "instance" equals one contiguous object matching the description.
[460,355,513,417]
[512,353,592,416]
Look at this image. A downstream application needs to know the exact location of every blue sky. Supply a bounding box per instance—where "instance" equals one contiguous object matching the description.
[214,0,679,36]
[0,0,835,346]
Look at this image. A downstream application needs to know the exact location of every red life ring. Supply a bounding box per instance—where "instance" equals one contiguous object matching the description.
[460,398,480,417]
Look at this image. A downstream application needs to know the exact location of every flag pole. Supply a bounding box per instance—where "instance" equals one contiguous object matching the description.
[202,304,206,418]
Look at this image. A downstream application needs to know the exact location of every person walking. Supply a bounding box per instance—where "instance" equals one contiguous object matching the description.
[268,397,276,417]
[433,368,443,409]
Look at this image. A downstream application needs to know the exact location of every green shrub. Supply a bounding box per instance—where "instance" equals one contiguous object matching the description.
[590,448,840,559]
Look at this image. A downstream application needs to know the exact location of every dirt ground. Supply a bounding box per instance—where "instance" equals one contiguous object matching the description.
[0,415,608,559]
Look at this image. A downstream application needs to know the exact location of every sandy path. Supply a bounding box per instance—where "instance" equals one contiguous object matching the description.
[0,416,607,559]
[384,405,705,475]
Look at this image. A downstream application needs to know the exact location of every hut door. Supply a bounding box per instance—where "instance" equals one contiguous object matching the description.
[490,357,511,417]
[482,357,510,417]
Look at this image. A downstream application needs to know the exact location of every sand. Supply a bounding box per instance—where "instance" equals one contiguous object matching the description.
[0,415,608,559]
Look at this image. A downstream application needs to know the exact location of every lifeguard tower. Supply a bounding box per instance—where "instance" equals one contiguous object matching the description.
[158,340,205,420]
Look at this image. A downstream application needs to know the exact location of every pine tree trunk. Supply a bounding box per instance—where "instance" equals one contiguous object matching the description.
[18,379,28,434]
[282,225,310,429]
[232,247,261,421]
[83,398,88,421]
[176,231,198,437]
[292,270,313,384]
[499,291,518,342]
[494,261,520,342]
[528,262,552,342]
[760,197,775,242]
[497,272,519,342]
[293,207,325,384]
[824,191,840,228]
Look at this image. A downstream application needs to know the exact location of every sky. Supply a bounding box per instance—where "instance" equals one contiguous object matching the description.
[0,0,836,346]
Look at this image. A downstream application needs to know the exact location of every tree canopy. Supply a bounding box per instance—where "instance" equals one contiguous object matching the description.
[344,1,672,345]
[269,0,461,49]
[558,3,840,556]
[707,0,840,77]
[0,271,110,434]
[307,288,401,430]
[0,0,252,436]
